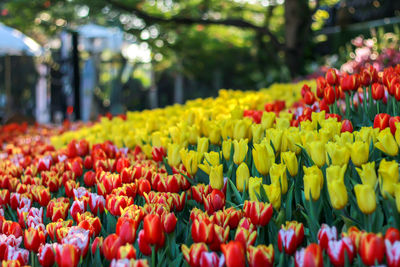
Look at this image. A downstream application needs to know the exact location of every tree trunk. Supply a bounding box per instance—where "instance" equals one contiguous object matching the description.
[149,64,158,109]
[174,61,184,104]
[284,0,312,78]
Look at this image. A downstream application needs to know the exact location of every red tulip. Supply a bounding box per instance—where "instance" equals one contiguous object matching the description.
[182,242,208,267]
[324,85,336,105]
[143,214,165,246]
[203,189,225,215]
[84,171,96,187]
[317,224,337,250]
[138,229,151,256]
[295,243,323,267]
[394,83,400,101]
[38,244,56,267]
[389,116,400,136]
[24,227,45,252]
[55,244,80,267]
[278,228,297,255]
[162,212,177,234]
[341,74,358,92]
[243,201,273,227]
[191,218,214,244]
[341,119,353,133]
[385,227,400,244]
[152,147,166,163]
[91,236,103,255]
[198,251,224,267]
[373,113,390,130]
[221,241,245,267]
[137,179,151,196]
[235,227,257,248]
[359,233,385,266]
[0,190,10,207]
[116,217,137,245]
[103,234,123,261]
[247,244,274,267]
[117,244,136,260]
[326,69,339,85]
[316,77,327,98]
[83,155,93,169]
[371,83,384,100]
[327,237,355,267]
[304,91,316,105]
[386,240,400,267]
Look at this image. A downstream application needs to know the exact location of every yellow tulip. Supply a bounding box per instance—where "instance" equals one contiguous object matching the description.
[197,137,209,162]
[300,120,315,131]
[249,177,263,202]
[221,120,233,140]
[261,112,276,129]
[233,119,249,140]
[208,123,221,145]
[375,128,399,156]
[231,106,243,120]
[264,183,281,210]
[187,125,200,145]
[378,159,399,197]
[233,139,249,165]
[281,128,301,154]
[348,141,369,167]
[326,164,348,210]
[222,139,232,161]
[270,163,288,194]
[180,149,199,176]
[311,111,326,127]
[303,173,323,201]
[265,128,283,152]
[167,143,181,167]
[320,118,341,137]
[251,124,264,144]
[356,162,377,187]
[306,141,326,167]
[209,164,224,190]
[276,117,290,130]
[335,132,354,146]
[354,184,376,214]
[395,122,400,146]
[199,151,221,174]
[281,151,298,177]
[236,162,250,192]
[395,184,400,212]
[354,126,378,144]
[151,131,163,148]
[325,142,350,166]
[300,130,319,147]
[252,142,274,175]
[142,144,153,158]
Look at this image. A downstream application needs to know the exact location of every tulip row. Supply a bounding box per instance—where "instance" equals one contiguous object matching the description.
[2,64,400,266]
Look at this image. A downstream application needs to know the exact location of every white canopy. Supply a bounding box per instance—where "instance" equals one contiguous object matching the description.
[0,23,43,56]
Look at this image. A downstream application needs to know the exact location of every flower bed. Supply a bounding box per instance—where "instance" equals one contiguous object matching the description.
[1,66,400,266]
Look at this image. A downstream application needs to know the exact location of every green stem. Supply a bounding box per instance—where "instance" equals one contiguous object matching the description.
[345,92,351,119]
[31,251,35,267]
[393,96,397,116]
[151,246,156,267]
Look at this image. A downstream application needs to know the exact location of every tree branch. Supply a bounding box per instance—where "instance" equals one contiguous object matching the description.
[107,0,283,49]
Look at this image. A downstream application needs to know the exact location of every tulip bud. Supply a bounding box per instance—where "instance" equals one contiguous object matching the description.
[222,140,232,161]
[233,139,248,165]
[327,164,348,210]
[354,184,376,214]
[348,141,369,167]
[373,113,390,130]
[182,243,208,267]
[295,243,323,267]
[281,151,298,177]
[326,69,339,85]
[359,233,385,266]
[243,201,273,227]
[236,163,250,192]
[167,143,181,167]
[327,237,355,267]
[306,141,325,167]
[375,128,399,156]
[317,224,337,250]
[303,166,323,201]
[263,183,281,210]
[371,83,385,100]
[55,244,80,267]
[386,240,400,267]
[221,241,245,267]
[209,164,223,190]
[143,214,165,247]
[378,159,399,197]
[248,177,262,202]
[247,244,274,267]
[252,142,274,175]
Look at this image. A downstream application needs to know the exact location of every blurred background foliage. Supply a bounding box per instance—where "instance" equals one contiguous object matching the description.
[1,0,400,114]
